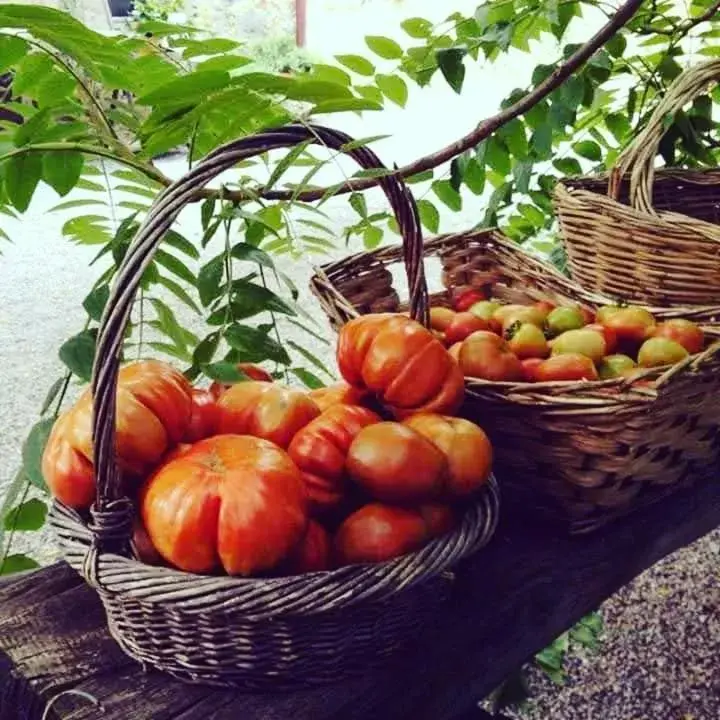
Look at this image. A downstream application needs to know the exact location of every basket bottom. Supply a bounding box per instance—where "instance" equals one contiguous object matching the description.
[100,577,452,690]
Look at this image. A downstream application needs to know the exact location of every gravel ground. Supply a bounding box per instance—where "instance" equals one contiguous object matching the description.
[0,155,718,719]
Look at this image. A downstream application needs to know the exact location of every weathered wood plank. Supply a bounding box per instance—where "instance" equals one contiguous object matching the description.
[1,475,718,720]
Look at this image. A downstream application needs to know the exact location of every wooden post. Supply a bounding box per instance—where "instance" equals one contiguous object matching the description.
[295,0,307,47]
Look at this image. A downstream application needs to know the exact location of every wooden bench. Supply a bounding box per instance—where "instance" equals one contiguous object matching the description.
[2,477,719,720]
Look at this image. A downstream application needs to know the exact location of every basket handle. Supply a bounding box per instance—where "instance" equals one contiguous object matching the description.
[607,58,720,213]
[90,123,428,517]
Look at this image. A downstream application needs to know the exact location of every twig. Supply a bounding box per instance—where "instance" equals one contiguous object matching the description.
[685,1,720,31]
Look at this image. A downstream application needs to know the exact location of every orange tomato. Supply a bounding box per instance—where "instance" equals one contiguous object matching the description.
[653,319,704,354]
[507,323,549,359]
[346,422,446,503]
[445,312,491,346]
[337,314,464,418]
[429,306,456,332]
[585,323,618,355]
[183,389,221,443]
[459,331,524,382]
[334,504,429,565]
[217,381,320,449]
[550,328,607,364]
[403,414,492,498]
[284,520,331,574]
[602,307,656,346]
[287,404,381,514]
[521,357,544,382]
[308,382,369,413]
[209,363,273,398]
[535,354,599,382]
[140,435,307,576]
[534,300,556,316]
[42,360,193,509]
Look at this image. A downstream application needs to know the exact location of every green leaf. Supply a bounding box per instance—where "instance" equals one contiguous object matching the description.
[486,137,511,176]
[264,140,313,193]
[22,418,55,491]
[560,76,585,111]
[375,74,408,107]
[535,646,564,671]
[310,97,383,114]
[605,113,631,143]
[553,157,582,175]
[154,249,196,285]
[365,35,403,60]
[62,215,111,245]
[573,140,602,162]
[464,158,486,195]
[137,69,230,106]
[201,197,216,231]
[82,284,109,322]
[40,377,65,416]
[5,152,42,212]
[433,180,462,211]
[607,34,627,58]
[401,17,433,38]
[417,199,440,233]
[4,499,47,532]
[363,225,383,249]
[197,255,225,307]
[182,38,241,59]
[531,123,553,160]
[58,330,96,381]
[0,554,39,575]
[349,193,368,219]
[499,118,528,159]
[287,340,333,377]
[229,281,297,320]
[224,325,291,364]
[0,35,28,73]
[164,230,200,260]
[356,84,384,104]
[335,55,375,76]
[290,367,325,390]
[513,160,533,193]
[48,198,107,212]
[436,48,466,93]
[193,331,221,366]
[11,53,53,97]
[202,362,247,383]
[158,274,200,314]
[231,243,275,269]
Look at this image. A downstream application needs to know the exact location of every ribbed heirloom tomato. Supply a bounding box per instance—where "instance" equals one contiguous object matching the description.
[42,360,193,509]
[284,520,331,574]
[140,435,308,576]
[217,381,321,449]
[308,382,369,413]
[337,314,464,418]
[183,388,221,443]
[287,404,381,514]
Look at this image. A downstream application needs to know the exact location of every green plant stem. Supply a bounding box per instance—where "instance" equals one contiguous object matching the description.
[0,480,31,571]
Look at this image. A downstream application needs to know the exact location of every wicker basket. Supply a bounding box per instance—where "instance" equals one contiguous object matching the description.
[47,124,500,689]
[311,229,720,533]
[554,59,720,307]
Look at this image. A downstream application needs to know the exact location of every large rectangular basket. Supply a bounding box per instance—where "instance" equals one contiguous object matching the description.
[47,123,500,689]
[554,59,720,308]
[311,229,720,533]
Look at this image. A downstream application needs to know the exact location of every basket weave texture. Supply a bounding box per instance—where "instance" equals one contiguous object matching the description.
[554,59,720,307]
[311,229,720,533]
[47,124,500,688]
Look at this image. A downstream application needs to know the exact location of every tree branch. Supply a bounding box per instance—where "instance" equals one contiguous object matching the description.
[243,0,647,203]
[685,1,720,31]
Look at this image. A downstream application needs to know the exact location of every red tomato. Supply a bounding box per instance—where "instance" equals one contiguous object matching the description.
[602,307,656,346]
[337,314,464,418]
[287,404,381,514]
[131,518,165,566]
[418,504,456,538]
[183,389,221,443]
[653,319,704,355]
[334,504,429,565]
[429,307,456,332]
[458,331,524,382]
[445,312,491,346]
[140,435,307,575]
[454,289,485,312]
[535,354,599,382]
[209,363,273,399]
[284,520,331,574]
[217,381,321,449]
[309,382,369,413]
[579,306,596,325]
[521,357,544,382]
[403,414,493,498]
[534,300,556,317]
[585,323,618,355]
[346,422,447,503]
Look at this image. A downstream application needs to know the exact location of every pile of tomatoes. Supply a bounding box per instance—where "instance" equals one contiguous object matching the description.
[436,289,706,383]
[43,313,493,579]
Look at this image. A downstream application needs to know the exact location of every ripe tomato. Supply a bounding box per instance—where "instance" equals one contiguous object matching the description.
[403,414,493,498]
[217,381,321,449]
[493,304,529,328]
[308,382,369,413]
[638,338,689,368]
[550,328,607,364]
[546,307,586,336]
[534,300,556,317]
[287,404,381,514]
[334,504,429,565]
[653,319,704,354]
[596,305,621,324]
[429,306,456,332]
[183,388,221,443]
[507,323,549,359]
[337,314,464,418]
[42,407,96,509]
[602,307,656,346]
[209,363,273,398]
[284,520,331,574]
[585,323,618,355]
[418,504,456,538]
[521,357,544,382]
[346,422,446,503]
[598,354,636,379]
[43,360,193,509]
[131,518,165,566]
[454,288,485,312]
[458,331,524,382]
[445,312,491,346]
[578,306,596,325]
[535,353,599,382]
[501,306,546,333]
[448,342,463,363]
[140,435,308,576]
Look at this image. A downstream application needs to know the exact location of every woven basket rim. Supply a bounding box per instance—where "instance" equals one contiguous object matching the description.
[49,475,500,619]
